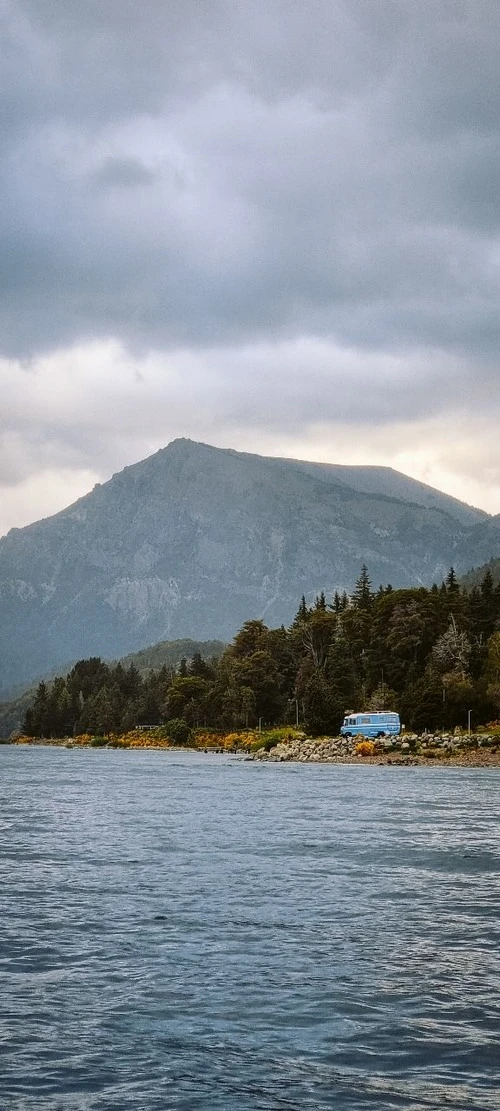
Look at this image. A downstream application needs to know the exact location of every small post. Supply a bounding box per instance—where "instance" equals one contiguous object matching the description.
[258,717,262,733]
[467,709,471,735]
[295,699,299,727]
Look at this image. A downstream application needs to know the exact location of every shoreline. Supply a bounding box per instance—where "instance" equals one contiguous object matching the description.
[259,752,500,768]
[254,732,500,767]
[4,736,500,767]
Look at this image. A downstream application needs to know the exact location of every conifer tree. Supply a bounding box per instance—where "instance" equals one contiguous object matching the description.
[352,564,373,610]
[23,680,49,736]
[293,595,309,624]
[188,651,213,678]
[445,566,460,593]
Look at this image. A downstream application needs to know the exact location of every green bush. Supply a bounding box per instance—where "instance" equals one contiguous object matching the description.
[165,718,192,745]
[250,736,278,752]
[263,727,300,746]
[249,727,301,752]
[90,735,108,747]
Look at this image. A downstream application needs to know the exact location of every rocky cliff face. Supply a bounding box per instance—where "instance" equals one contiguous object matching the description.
[0,438,499,692]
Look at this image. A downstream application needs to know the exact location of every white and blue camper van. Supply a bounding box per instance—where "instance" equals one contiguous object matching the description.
[340,711,401,738]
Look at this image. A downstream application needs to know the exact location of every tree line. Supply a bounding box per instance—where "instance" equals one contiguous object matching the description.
[23,566,500,738]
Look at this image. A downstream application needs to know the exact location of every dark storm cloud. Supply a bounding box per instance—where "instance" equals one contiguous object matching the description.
[1,0,500,380]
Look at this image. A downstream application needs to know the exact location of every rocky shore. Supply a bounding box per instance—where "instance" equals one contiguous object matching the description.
[251,732,500,767]
[6,729,500,766]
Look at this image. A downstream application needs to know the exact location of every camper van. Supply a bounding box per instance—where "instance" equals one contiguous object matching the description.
[340,711,401,738]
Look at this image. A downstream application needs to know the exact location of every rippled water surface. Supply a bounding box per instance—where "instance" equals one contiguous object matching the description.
[1,747,499,1110]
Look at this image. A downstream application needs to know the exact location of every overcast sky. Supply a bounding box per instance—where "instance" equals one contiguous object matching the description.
[1,0,500,537]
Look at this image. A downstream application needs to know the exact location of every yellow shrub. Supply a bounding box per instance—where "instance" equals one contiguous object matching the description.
[221,731,256,749]
[355,740,376,757]
[193,731,225,748]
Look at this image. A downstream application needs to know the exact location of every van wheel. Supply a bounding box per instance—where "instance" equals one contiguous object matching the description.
[376,732,385,738]
[345,732,352,738]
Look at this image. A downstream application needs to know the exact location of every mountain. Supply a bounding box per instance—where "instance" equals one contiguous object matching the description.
[1,437,499,693]
[460,556,500,590]
[284,460,487,526]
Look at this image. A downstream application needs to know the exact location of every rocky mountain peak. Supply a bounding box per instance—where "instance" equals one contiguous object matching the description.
[0,439,498,693]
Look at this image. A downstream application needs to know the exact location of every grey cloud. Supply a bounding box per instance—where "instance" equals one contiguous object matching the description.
[1,0,500,382]
[90,158,157,190]
[392,6,500,142]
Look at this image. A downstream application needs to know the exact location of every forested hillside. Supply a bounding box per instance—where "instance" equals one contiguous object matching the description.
[118,638,226,675]
[461,558,500,590]
[0,637,226,737]
[21,566,500,739]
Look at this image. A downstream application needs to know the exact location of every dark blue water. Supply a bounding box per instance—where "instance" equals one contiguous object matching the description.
[1,748,499,1110]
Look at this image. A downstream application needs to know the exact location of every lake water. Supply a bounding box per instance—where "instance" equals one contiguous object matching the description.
[1,747,499,1110]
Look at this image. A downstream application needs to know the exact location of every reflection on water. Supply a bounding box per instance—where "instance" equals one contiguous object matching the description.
[1,748,499,1109]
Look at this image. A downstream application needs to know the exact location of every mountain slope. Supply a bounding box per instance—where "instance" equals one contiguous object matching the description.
[460,555,500,589]
[284,459,487,525]
[0,438,499,692]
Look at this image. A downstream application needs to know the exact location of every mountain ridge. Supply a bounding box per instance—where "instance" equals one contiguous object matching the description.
[1,437,499,693]
[1,438,490,545]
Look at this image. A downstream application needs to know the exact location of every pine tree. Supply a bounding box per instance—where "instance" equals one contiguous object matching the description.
[23,681,49,737]
[352,564,373,610]
[293,595,309,624]
[445,567,460,593]
[188,651,213,678]
[121,663,143,700]
[469,569,499,641]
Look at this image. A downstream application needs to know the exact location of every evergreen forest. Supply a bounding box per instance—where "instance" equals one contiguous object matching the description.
[23,567,500,739]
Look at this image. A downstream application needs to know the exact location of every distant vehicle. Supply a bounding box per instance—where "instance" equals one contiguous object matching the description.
[340,711,401,738]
